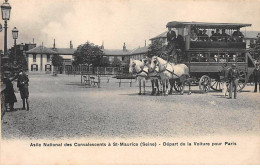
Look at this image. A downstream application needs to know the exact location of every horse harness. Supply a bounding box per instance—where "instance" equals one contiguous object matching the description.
[135,66,149,77]
[158,62,180,78]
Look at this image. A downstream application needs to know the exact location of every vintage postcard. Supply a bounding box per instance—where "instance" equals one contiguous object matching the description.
[0,0,260,165]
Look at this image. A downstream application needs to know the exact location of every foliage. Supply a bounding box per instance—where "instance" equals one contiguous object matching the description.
[73,42,104,67]
[8,47,27,70]
[112,57,121,67]
[147,39,167,60]
[101,57,110,67]
[51,55,63,67]
[249,36,260,61]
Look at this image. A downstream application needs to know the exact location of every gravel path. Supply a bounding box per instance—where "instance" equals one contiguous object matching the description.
[2,74,259,139]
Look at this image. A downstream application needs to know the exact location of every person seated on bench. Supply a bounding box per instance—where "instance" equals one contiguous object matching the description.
[190,29,198,41]
[232,28,244,42]
[221,29,231,42]
[213,29,221,41]
[200,29,209,41]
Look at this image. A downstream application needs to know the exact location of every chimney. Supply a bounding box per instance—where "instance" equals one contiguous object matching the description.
[70,40,73,49]
[123,42,126,51]
[33,38,34,44]
[100,41,104,49]
[145,40,146,47]
[53,39,56,49]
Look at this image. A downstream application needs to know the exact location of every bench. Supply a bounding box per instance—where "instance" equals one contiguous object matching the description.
[113,75,136,87]
[82,74,101,88]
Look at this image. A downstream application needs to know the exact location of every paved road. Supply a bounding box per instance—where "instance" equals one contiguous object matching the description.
[2,74,260,139]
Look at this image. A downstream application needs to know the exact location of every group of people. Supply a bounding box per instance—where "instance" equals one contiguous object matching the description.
[4,70,29,111]
[190,28,244,42]
[220,62,260,99]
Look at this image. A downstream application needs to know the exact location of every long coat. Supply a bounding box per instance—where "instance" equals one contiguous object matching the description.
[17,74,29,99]
[4,78,17,104]
[253,68,260,82]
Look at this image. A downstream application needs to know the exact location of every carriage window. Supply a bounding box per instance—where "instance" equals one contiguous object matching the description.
[190,53,199,62]
[237,53,245,62]
[199,53,208,62]
[219,54,227,63]
[209,53,218,62]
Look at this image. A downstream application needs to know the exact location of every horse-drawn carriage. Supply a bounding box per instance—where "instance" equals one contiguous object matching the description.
[165,21,256,93]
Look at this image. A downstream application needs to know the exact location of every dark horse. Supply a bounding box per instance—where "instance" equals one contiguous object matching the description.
[17,71,29,111]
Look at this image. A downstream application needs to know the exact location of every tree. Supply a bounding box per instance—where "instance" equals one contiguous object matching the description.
[51,54,63,71]
[73,42,104,72]
[147,39,167,60]
[249,36,260,61]
[112,57,121,67]
[101,57,110,67]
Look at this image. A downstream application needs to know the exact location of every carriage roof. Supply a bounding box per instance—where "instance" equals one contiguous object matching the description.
[166,21,251,29]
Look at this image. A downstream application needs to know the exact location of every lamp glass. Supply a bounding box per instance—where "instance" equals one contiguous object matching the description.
[1,1,11,20]
[12,27,18,39]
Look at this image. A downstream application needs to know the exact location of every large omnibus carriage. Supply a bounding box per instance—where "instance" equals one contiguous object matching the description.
[166,21,256,92]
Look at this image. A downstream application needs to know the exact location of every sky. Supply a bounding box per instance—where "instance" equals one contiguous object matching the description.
[0,0,260,50]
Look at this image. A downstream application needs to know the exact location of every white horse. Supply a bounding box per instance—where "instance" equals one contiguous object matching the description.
[129,59,149,95]
[145,59,161,95]
[150,56,189,95]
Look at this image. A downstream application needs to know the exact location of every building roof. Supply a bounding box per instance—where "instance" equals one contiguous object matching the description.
[166,21,252,29]
[150,31,167,40]
[102,49,130,56]
[244,31,260,39]
[26,45,58,54]
[51,48,76,55]
[130,46,149,55]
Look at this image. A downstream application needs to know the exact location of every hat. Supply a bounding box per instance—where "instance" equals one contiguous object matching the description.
[232,64,236,67]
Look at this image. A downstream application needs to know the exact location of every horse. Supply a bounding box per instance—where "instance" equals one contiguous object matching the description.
[129,59,149,95]
[145,59,161,95]
[150,56,189,95]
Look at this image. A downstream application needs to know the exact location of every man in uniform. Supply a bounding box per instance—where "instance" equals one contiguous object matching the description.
[227,64,240,99]
[253,62,260,92]
[166,27,177,62]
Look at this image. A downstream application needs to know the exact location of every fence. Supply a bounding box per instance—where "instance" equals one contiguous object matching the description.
[65,65,126,75]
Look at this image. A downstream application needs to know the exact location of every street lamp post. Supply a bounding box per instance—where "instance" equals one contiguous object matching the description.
[12,27,18,64]
[1,0,11,56]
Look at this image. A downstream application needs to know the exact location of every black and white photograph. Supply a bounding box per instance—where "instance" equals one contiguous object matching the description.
[0,0,260,165]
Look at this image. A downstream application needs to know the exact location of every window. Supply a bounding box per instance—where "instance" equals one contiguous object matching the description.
[45,64,52,71]
[33,54,36,62]
[47,54,50,62]
[31,64,38,71]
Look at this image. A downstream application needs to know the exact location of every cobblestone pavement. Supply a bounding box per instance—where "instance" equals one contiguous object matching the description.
[1,74,260,139]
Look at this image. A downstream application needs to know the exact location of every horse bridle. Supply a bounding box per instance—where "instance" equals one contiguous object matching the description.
[154,57,180,78]
[132,62,149,76]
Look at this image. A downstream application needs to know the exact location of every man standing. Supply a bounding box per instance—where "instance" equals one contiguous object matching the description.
[17,70,29,110]
[166,27,176,55]
[253,62,260,92]
[228,64,240,99]
[220,63,230,97]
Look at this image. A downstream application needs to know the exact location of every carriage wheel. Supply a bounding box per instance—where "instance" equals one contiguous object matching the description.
[199,75,211,93]
[210,79,223,91]
[173,80,184,92]
[237,71,247,92]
